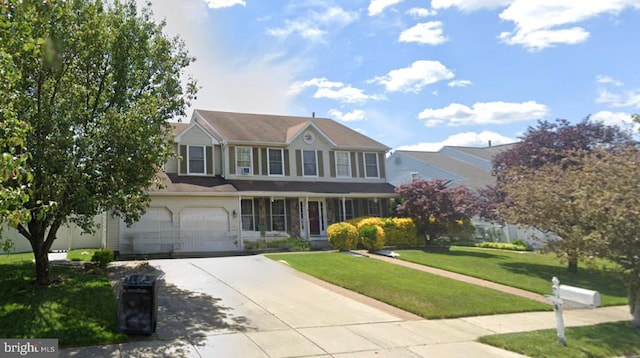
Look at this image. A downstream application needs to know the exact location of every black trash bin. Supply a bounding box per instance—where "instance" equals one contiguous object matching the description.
[117,274,157,335]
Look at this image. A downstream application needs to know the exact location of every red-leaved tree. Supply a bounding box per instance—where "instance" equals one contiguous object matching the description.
[395,179,478,246]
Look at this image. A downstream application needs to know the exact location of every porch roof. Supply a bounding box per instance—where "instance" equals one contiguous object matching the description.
[153,173,397,197]
[228,180,397,196]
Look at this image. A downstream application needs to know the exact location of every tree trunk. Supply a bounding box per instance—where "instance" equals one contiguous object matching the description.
[630,272,640,328]
[34,248,51,286]
[567,249,579,273]
[21,219,61,286]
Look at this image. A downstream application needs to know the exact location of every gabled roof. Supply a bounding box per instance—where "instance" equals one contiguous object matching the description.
[393,144,515,190]
[441,143,516,162]
[190,109,390,150]
[396,150,496,189]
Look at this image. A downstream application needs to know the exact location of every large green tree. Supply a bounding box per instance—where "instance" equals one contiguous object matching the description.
[0,50,32,249]
[486,118,635,272]
[0,0,196,285]
[502,147,640,326]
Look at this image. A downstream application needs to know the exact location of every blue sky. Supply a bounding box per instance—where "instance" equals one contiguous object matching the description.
[145,0,640,151]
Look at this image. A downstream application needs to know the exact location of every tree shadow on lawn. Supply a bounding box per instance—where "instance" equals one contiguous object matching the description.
[109,263,252,356]
[498,261,627,299]
[424,248,509,260]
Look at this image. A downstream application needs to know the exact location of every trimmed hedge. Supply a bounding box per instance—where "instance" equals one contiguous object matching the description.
[359,224,385,251]
[475,242,529,251]
[348,217,422,247]
[327,222,359,251]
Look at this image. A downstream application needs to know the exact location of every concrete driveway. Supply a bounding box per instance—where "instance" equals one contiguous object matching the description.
[61,254,628,357]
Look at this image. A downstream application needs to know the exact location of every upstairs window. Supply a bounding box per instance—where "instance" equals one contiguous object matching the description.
[335,151,351,177]
[364,152,379,178]
[236,147,252,175]
[302,150,318,176]
[268,148,284,176]
[188,146,205,174]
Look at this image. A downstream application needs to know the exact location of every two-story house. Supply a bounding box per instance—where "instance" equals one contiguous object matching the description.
[105,110,396,255]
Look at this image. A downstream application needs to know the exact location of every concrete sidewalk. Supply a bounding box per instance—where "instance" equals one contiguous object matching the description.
[59,255,631,358]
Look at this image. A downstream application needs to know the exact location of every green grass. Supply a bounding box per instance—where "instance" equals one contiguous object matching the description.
[0,253,127,347]
[479,321,640,357]
[66,248,101,262]
[267,252,550,318]
[396,247,627,306]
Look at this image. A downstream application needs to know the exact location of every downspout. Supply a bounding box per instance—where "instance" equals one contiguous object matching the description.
[238,195,243,250]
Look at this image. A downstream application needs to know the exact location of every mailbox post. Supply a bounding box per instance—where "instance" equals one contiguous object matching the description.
[550,277,600,347]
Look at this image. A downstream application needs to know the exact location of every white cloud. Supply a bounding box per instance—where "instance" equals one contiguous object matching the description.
[328,109,366,122]
[399,21,448,45]
[596,75,624,86]
[406,7,436,17]
[419,101,548,127]
[596,89,640,108]
[144,0,302,118]
[447,79,473,87]
[370,60,454,93]
[396,131,516,151]
[431,0,511,12]
[203,0,245,9]
[369,0,404,16]
[498,1,640,51]
[267,5,359,42]
[289,77,383,104]
[433,0,640,51]
[591,111,637,130]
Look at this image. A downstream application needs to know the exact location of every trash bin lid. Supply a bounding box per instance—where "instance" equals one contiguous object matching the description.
[123,274,156,286]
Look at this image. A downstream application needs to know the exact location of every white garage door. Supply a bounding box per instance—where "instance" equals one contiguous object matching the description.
[178,208,236,252]
[120,207,174,254]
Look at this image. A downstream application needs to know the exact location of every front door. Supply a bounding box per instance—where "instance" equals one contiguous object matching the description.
[300,199,326,237]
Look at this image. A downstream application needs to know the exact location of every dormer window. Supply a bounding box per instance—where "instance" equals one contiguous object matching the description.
[302,150,318,176]
[188,146,206,174]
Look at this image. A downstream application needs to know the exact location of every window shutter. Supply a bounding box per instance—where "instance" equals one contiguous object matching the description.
[358,153,365,178]
[229,146,236,175]
[206,146,213,175]
[179,145,187,174]
[350,152,357,178]
[253,147,260,175]
[284,149,290,176]
[329,151,336,177]
[378,152,385,178]
[261,148,268,175]
[317,150,324,177]
[295,150,302,176]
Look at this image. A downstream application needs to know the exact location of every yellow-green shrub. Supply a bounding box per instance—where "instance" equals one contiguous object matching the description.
[327,222,358,251]
[382,218,421,246]
[359,224,385,251]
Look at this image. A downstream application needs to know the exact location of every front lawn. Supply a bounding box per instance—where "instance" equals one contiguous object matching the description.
[479,321,640,357]
[397,247,627,306]
[267,252,550,318]
[0,253,127,347]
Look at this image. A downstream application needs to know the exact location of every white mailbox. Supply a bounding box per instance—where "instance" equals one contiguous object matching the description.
[558,284,600,308]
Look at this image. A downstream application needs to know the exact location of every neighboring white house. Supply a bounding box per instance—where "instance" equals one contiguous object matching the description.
[386,144,552,245]
[105,109,397,255]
